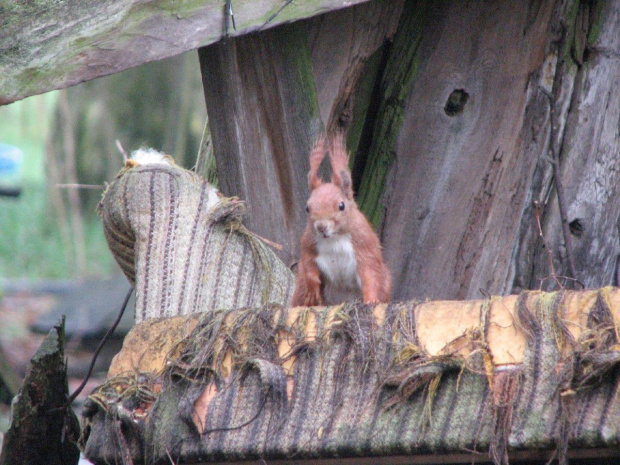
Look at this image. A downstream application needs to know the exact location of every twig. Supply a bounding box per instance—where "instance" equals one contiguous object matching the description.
[165,448,178,465]
[533,201,583,290]
[542,89,579,282]
[533,200,563,289]
[55,184,104,190]
[250,232,283,251]
[116,139,128,162]
[66,286,134,405]
[258,0,294,31]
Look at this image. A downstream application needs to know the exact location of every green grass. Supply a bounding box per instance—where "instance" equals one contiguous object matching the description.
[0,93,115,279]
[0,184,114,278]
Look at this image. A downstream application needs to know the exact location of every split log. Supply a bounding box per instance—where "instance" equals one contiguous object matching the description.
[0,318,80,465]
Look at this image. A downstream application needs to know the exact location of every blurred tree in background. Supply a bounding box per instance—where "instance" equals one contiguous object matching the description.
[0,51,206,279]
[49,51,206,217]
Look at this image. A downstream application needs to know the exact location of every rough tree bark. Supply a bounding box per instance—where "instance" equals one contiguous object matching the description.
[515,1,620,292]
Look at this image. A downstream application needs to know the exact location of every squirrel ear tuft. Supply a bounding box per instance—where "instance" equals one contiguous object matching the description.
[339,170,353,200]
[328,132,353,199]
[308,135,327,190]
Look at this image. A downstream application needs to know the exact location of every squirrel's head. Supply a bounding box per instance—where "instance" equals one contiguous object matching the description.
[306,133,354,238]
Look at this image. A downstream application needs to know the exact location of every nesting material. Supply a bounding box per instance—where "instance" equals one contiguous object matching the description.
[127,148,174,167]
[83,288,620,465]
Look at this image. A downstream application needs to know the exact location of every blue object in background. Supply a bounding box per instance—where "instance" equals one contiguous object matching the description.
[0,143,23,197]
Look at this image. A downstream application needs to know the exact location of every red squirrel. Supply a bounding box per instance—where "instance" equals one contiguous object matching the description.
[292,133,392,306]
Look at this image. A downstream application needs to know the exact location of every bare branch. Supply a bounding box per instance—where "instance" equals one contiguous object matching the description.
[116,139,128,162]
[55,183,104,190]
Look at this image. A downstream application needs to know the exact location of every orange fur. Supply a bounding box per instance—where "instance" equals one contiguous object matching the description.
[292,133,392,306]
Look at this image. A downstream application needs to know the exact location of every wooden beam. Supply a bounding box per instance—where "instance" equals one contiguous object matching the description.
[198,23,323,266]
[0,0,371,105]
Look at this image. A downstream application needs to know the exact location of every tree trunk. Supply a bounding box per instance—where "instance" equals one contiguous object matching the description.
[360,0,561,301]
[199,0,620,302]
[367,0,619,301]
[516,1,620,292]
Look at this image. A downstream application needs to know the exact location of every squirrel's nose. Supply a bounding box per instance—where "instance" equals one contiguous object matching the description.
[315,221,331,238]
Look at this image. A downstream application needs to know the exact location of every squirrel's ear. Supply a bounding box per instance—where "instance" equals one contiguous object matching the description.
[339,170,353,200]
[328,132,353,199]
[308,135,326,190]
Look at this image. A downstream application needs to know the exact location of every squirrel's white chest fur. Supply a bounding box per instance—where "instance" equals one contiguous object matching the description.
[315,233,361,303]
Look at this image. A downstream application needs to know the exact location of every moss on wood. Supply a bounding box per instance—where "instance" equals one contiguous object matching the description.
[355,0,431,228]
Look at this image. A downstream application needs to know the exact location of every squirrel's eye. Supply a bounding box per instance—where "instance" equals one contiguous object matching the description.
[305,205,309,213]
[339,201,345,211]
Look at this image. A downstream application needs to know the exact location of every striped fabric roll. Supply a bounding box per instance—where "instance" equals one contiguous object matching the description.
[98,154,294,323]
[83,289,620,464]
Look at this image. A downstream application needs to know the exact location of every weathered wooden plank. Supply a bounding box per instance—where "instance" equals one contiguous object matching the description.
[199,23,323,266]
[0,0,371,105]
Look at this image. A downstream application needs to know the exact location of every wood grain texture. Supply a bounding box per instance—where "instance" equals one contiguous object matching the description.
[370,0,561,301]
[306,0,404,132]
[199,24,323,266]
[0,0,371,105]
